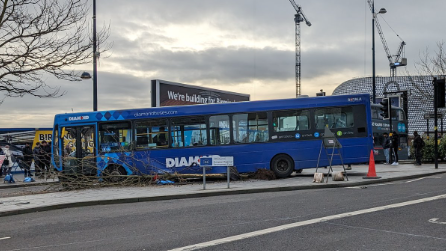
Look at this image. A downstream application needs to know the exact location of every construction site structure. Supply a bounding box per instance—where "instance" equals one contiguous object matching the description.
[288,0,311,97]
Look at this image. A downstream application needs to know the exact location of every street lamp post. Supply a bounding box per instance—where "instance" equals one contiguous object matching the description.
[371,1,386,104]
[80,0,98,111]
[92,0,98,111]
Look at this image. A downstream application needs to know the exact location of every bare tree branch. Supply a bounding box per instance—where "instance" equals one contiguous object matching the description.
[415,41,446,77]
[0,0,110,99]
[404,42,446,114]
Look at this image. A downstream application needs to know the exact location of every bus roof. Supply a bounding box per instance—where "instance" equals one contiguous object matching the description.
[54,93,371,125]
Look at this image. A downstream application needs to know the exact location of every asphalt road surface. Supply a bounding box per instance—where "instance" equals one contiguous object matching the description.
[1,174,446,251]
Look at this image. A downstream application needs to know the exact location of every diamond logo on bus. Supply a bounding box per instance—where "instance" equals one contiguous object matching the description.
[337,131,343,136]
[314,132,320,138]
[68,115,90,121]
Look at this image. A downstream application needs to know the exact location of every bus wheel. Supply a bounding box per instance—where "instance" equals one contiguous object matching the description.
[104,165,127,182]
[270,154,294,178]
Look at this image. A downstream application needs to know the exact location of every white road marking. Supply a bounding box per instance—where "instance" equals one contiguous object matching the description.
[406,178,425,183]
[169,194,446,251]
[345,183,395,189]
[406,177,441,183]
[429,218,446,224]
[0,237,11,240]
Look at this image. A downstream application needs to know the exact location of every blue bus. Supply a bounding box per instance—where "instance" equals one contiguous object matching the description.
[51,93,373,178]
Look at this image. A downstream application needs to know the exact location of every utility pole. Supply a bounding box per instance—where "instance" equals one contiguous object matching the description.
[433,77,445,169]
[93,0,98,111]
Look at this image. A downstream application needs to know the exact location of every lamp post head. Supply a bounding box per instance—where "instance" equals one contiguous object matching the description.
[378,8,387,14]
[81,71,92,79]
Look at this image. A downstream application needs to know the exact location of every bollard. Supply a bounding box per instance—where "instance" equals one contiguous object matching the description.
[227,166,230,189]
[203,165,206,190]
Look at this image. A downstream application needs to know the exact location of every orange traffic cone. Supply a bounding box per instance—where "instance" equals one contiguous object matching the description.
[363,150,381,179]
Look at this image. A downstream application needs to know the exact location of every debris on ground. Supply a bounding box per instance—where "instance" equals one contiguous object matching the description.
[228,166,241,181]
[251,169,276,180]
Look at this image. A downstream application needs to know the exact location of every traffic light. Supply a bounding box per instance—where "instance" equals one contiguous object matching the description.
[380,98,390,119]
[435,78,445,108]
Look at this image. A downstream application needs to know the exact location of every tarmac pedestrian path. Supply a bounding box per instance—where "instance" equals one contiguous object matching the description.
[1,162,445,217]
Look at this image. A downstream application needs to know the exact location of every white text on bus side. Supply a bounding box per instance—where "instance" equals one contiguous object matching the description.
[166,156,200,168]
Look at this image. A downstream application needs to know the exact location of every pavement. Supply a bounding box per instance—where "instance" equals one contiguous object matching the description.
[1,161,445,217]
[0,171,58,189]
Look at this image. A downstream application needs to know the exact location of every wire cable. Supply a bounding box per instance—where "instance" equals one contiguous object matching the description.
[379,16,404,42]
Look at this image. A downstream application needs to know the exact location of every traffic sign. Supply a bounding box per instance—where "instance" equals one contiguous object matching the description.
[199,156,234,166]
[200,157,212,166]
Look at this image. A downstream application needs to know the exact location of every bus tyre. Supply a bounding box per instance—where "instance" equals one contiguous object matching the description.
[104,166,127,183]
[270,154,294,178]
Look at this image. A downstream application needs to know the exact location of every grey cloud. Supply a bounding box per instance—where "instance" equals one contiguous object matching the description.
[1,72,151,122]
[2,0,446,128]
[114,46,294,84]
[102,0,445,81]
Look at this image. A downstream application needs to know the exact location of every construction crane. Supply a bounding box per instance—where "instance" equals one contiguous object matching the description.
[367,0,406,78]
[288,0,311,97]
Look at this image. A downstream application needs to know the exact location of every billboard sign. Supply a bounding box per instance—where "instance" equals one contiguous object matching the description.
[32,130,52,148]
[151,79,250,107]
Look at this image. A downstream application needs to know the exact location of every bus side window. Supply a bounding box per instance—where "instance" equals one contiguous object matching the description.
[272,110,297,132]
[233,114,248,143]
[135,119,168,149]
[297,114,309,130]
[272,110,309,132]
[171,116,207,148]
[248,112,268,143]
[233,112,269,143]
[315,115,326,129]
[99,122,132,152]
[315,107,353,129]
[210,115,230,145]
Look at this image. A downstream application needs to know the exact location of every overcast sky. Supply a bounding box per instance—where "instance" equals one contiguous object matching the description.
[1,0,445,128]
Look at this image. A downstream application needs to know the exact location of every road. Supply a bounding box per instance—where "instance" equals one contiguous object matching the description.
[1,174,446,251]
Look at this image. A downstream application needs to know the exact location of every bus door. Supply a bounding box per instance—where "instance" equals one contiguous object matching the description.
[61,125,96,175]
